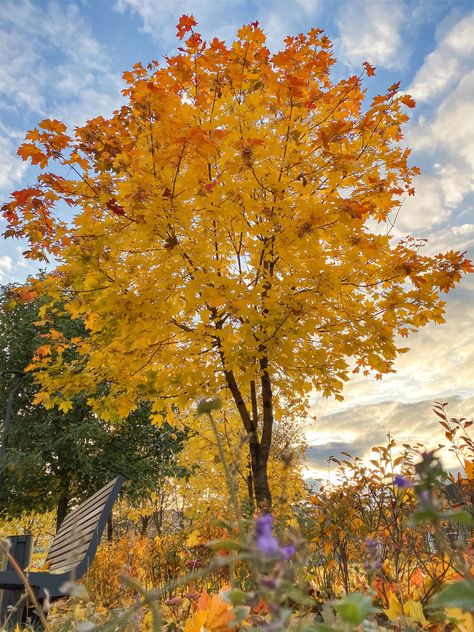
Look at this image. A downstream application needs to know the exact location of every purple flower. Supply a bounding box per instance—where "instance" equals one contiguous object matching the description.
[365,537,377,551]
[255,514,280,555]
[364,537,382,573]
[164,597,182,606]
[254,514,295,560]
[394,475,412,488]
[280,544,296,559]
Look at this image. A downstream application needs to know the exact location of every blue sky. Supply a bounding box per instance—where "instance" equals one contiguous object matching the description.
[0,0,473,481]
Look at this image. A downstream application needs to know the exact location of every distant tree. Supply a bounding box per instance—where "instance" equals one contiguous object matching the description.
[2,20,472,510]
[0,283,189,528]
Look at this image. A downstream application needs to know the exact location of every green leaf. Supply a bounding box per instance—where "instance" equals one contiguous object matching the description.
[438,510,474,526]
[196,398,222,415]
[210,518,232,530]
[225,589,247,604]
[284,587,317,606]
[410,508,439,524]
[431,580,474,611]
[206,539,244,551]
[333,593,374,625]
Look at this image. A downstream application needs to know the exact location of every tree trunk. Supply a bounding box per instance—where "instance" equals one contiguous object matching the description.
[249,439,272,512]
[221,361,274,512]
[56,494,69,530]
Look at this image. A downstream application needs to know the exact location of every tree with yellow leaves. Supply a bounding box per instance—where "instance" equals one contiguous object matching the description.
[2,17,472,510]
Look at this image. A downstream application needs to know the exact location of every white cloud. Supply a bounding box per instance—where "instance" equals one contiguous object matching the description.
[115,0,321,51]
[397,13,474,238]
[0,0,123,125]
[409,11,474,103]
[336,0,406,69]
[422,223,474,257]
[0,255,13,280]
[292,0,320,16]
[115,0,245,47]
[397,175,448,232]
[307,277,474,466]
[0,124,26,194]
[307,9,474,473]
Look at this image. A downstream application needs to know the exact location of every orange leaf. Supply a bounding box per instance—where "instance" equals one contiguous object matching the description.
[401,94,416,108]
[106,197,126,217]
[252,598,269,615]
[39,118,67,133]
[363,61,376,77]
[204,594,235,632]
[14,287,38,302]
[17,143,48,168]
[35,345,51,357]
[12,188,42,206]
[184,610,207,632]
[464,459,474,480]
[177,14,197,40]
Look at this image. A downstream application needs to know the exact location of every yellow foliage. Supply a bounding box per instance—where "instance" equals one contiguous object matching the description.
[184,591,235,632]
[384,591,402,621]
[186,530,202,548]
[464,460,474,480]
[405,599,428,628]
[445,608,474,632]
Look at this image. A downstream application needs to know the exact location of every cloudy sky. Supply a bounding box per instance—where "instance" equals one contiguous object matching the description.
[0,0,473,482]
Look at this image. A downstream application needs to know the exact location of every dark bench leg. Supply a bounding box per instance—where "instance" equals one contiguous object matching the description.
[0,535,33,629]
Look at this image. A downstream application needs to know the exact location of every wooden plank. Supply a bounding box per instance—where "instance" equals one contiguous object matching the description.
[47,540,91,569]
[58,485,112,530]
[57,481,115,529]
[47,506,104,553]
[47,525,98,562]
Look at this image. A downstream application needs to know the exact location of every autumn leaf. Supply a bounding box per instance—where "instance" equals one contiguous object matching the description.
[405,600,428,627]
[186,530,202,547]
[444,608,474,632]
[401,94,416,108]
[12,188,43,206]
[195,591,236,632]
[105,197,126,216]
[384,591,402,621]
[58,400,73,413]
[13,286,38,302]
[39,118,67,133]
[363,61,376,77]
[177,14,197,40]
[17,143,48,167]
[35,345,51,357]
[184,610,207,632]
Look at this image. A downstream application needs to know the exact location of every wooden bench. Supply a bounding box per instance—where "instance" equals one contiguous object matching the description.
[0,475,124,624]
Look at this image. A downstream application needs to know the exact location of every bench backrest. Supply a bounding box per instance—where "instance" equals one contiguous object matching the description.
[45,476,124,577]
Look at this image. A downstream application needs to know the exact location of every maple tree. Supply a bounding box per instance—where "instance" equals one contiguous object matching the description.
[2,18,472,510]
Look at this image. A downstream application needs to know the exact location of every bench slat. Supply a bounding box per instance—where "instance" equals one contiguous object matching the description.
[48,541,92,571]
[47,505,106,556]
[58,484,114,530]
